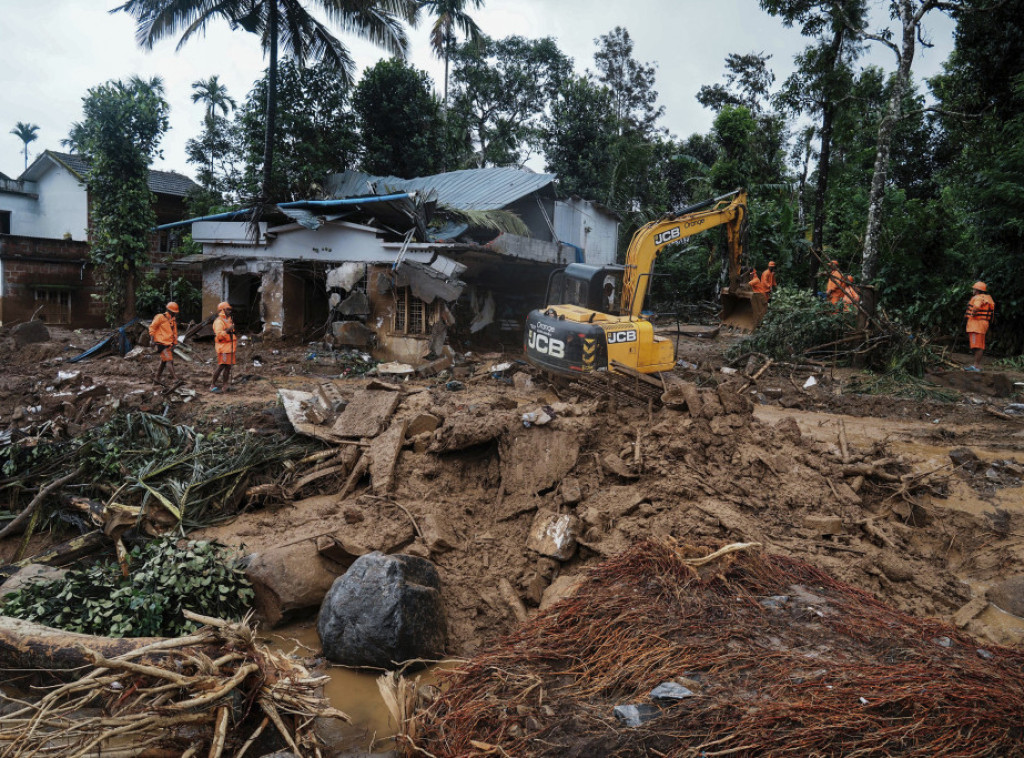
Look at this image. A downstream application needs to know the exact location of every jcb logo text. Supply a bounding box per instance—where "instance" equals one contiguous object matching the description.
[607,330,638,344]
[528,330,565,358]
[654,227,681,246]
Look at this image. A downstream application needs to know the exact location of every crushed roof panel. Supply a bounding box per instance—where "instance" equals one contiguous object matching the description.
[327,166,555,211]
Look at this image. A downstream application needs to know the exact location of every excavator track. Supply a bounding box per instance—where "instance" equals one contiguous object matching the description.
[566,362,666,408]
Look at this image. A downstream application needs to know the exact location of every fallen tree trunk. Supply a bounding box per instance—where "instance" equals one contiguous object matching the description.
[0,531,113,581]
[0,615,187,671]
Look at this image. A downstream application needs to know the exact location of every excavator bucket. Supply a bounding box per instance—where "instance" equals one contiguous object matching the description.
[720,290,768,332]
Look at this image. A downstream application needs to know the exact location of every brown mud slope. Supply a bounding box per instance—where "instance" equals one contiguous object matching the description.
[202,368,1024,655]
[410,540,1024,758]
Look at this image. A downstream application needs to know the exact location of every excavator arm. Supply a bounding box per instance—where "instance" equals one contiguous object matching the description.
[621,189,748,319]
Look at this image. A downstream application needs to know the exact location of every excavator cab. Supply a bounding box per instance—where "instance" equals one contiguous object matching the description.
[545,263,624,315]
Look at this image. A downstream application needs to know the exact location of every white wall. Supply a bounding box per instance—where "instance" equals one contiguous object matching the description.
[553,198,618,266]
[31,167,89,240]
[0,165,88,241]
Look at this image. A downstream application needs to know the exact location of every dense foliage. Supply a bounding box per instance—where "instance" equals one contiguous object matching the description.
[160,7,1024,356]
[1,538,253,637]
[66,76,169,324]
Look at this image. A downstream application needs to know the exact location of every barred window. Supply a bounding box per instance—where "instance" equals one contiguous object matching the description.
[393,287,433,335]
[34,289,71,325]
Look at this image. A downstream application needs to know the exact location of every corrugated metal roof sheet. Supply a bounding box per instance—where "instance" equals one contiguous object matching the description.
[327,166,555,211]
[23,151,198,197]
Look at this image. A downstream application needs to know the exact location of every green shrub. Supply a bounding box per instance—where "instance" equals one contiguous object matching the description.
[729,285,849,361]
[1,538,253,637]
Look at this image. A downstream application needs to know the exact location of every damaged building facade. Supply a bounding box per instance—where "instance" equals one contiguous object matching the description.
[183,167,618,366]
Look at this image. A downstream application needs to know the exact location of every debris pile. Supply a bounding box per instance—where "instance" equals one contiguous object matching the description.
[407,539,1024,757]
[0,612,347,757]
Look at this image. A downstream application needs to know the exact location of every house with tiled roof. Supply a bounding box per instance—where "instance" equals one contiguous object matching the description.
[0,151,199,327]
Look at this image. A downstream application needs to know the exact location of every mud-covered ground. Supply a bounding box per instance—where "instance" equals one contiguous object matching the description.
[3,324,1024,655]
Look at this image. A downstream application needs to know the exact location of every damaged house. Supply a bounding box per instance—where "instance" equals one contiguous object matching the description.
[0,151,199,327]
[180,166,618,366]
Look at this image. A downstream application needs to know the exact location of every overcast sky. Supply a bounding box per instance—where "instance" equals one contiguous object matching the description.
[0,0,956,180]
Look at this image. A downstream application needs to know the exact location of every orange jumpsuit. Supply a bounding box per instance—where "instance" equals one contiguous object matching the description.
[761,268,777,290]
[826,269,845,305]
[149,312,178,362]
[214,311,237,365]
[840,276,860,312]
[965,293,995,350]
[749,272,770,295]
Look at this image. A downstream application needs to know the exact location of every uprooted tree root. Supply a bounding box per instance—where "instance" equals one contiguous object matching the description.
[406,540,1024,757]
[0,611,347,757]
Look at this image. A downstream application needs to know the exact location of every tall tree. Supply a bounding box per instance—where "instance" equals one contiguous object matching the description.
[65,76,169,323]
[542,75,617,199]
[763,0,866,286]
[191,75,237,121]
[592,27,664,138]
[450,35,572,167]
[232,57,359,201]
[113,0,418,204]
[189,76,237,194]
[10,122,40,171]
[850,0,968,281]
[418,0,484,107]
[354,58,445,177]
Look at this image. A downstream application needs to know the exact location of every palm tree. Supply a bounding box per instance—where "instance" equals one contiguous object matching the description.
[11,122,40,171]
[191,75,237,122]
[113,0,419,204]
[419,0,484,107]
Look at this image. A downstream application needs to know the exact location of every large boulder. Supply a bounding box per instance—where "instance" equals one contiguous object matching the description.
[317,552,446,668]
[11,320,50,348]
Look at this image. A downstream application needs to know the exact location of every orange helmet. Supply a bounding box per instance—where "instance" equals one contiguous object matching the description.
[166,302,179,313]
[973,281,987,292]
[217,301,231,311]
[830,259,839,267]
[768,261,776,267]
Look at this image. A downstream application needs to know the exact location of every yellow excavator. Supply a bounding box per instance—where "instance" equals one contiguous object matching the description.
[524,188,764,377]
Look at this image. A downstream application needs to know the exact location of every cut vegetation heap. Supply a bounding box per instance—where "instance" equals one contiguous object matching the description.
[409,539,1024,757]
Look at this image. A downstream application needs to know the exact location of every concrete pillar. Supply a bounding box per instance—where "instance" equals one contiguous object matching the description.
[259,260,285,339]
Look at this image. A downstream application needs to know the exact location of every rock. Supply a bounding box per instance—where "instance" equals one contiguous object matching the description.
[512,372,534,391]
[333,321,375,347]
[559,476,582,506]
[650,682,695,701]
[758,595,790,611]
[716,384,753,415]
[877,555,915,583]
[406,413,441,438]
[419,513,458,554]
[343,507,365,524]
[12,320,50,348]
[0,565,67,599]
[949,447,981,472]
[953,596,989,628]
[988,575,1024,619]
[500,428,580,495]
[318,552,446,668]
[339,291,371,316]
[539,573,584,610]
[803,515,844,536]
[246,542,347,627]
[403,541,431,559]
[601,453,638,479]
[527,510,580,561]
[525,572,551,606]
[368,419,408,494]
[613,704,661,727]
[315,535,369,568]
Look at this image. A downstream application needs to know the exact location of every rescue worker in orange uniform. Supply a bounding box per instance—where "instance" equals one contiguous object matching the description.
[210,302,237,392]
[761,261,777,297]
[824,260,845,305]
[964,281,995,372]
[749,268,771,296]
[148,301,179,383]
[840,274,860,312]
